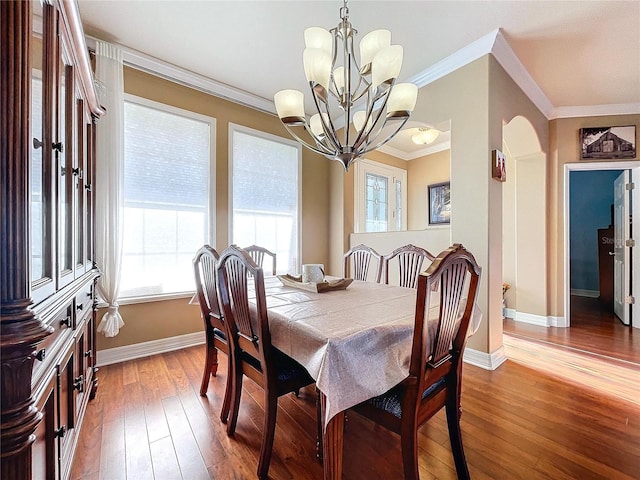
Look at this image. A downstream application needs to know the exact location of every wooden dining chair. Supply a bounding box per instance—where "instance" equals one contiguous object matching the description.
[343,243,382,282]
[192,245,232,423]
[381,244,435,288]
[244,244,277,276]
[351,243,481,480]
[217,245,315,480]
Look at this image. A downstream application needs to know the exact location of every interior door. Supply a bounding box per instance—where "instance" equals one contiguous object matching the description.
[613,171,630,325]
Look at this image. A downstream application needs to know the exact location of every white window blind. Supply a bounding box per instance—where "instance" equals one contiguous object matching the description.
[121,98,214,299]
[230,125,301,274]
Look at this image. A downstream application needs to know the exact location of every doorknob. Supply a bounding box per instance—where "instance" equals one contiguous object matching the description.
[608,251,615,256]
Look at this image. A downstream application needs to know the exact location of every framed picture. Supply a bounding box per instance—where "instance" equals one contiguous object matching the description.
[428,182,450,225]
[580,126,636,160]
[492,149,506,182]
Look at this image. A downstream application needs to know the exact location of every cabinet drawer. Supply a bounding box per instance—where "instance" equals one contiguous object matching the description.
[74,282,94,325]
[32,304,73,388]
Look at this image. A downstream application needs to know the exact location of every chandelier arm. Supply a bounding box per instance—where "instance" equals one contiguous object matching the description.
[360,116,411,154]
[309,84,342,152]
[352,86,392,151]
[283,123,335,156]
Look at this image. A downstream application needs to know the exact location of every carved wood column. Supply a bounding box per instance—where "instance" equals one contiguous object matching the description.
[1,1,53,478]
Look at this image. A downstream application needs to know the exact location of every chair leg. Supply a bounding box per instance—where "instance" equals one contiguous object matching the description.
[257,391,278,480]
[199,342,218,396]
[400,422,420,480]
[445,398,470,480]
[315,387,323,461]
[226,359,244,436]
[220,352,232,424]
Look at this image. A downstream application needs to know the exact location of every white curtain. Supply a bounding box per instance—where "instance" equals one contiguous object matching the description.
[95,41,125,337]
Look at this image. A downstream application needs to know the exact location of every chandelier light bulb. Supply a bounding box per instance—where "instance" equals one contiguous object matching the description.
[359,29,391,72]
[274,89,305,123]
[304,27,333,54]
[387,83,418,116]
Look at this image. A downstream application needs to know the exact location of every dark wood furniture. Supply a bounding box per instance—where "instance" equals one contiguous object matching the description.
[216,245,314,479]
[343,243,383,282]
[597,226,614,307]
[381,244,435,288]
[351,244,481,480]
[244,244,277,276]
[192,245,232,422]
[1,1,103,478]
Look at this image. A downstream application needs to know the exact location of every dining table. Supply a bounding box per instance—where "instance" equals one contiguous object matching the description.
[251,275,482,480]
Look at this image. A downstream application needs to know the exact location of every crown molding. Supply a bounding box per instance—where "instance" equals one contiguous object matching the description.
[85,36,276,115]
[489,29,555,119]
[85,31,638,125]
[377,140,451,161]
[551,103,640,119]
[407,29,499,88]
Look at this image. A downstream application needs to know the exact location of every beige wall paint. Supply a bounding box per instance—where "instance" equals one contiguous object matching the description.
[97,67,331,351]
[97,298,202,350]
[407,150,450,230]
[548,113,640,317]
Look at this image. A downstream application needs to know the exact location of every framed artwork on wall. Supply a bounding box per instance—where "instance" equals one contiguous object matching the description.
[580,126,636,160]
[428,182,450,225]
[492,149,506,182]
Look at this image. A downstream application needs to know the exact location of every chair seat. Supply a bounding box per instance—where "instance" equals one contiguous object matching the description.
[367,377,446,419]
[241,347,313,384]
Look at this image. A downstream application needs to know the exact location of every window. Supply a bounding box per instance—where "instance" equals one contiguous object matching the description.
[229,124,301,274]
[121,96,215,298]
[355,158,407,232]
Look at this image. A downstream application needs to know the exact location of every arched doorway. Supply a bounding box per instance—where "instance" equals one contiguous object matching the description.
[502,116,548,325]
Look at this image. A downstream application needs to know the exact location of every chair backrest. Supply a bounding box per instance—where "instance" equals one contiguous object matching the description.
[244,245,277,276]
[343,244,382,282]
[193,245,224,332]
[410,243,481,393]
[216,245,274,370]
[381,244,436,288]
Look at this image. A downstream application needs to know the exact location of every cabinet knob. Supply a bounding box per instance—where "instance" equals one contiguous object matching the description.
[54,425,66,438]
[52,141,64,153]
[33,137,43,149]
[73,375,84,392]
[35,348,46,362]
[72,167,83,179]
[85,350,93,358]
[85,183,92,191]
[77,303,84,311]
[60,316,71,328]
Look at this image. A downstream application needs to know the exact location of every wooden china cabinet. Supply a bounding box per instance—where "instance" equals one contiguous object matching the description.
[1,1,104,479]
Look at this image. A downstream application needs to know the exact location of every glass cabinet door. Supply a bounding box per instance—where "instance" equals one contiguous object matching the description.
[74,99,88,276]
[31,0,56,303]
[57,32,75,287]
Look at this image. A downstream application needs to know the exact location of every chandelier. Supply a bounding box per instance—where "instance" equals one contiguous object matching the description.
[273,0,418,171]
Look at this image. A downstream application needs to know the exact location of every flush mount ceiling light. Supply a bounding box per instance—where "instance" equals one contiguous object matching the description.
[273,0,418,171]
[411,127,440,145]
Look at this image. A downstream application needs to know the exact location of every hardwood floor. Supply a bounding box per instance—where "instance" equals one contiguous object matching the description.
[503,295,639,364]
[70,338,640,479]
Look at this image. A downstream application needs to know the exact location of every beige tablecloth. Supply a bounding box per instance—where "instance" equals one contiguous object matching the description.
[254,277,481,424]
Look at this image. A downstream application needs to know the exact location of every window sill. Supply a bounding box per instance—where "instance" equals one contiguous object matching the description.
[97,291,195,308]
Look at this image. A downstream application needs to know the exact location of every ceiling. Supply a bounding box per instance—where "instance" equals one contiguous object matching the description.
[78,1,640,158]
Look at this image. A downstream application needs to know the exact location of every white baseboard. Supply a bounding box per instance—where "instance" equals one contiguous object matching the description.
[96,331,205,367]
[463,346,507,371]
[507,310,567,328]
[571,288,599,298]
[549,315,568,327]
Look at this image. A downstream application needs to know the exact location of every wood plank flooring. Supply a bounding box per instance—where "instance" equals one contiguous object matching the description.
[70,336,640,479]
[503,295,639,364]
